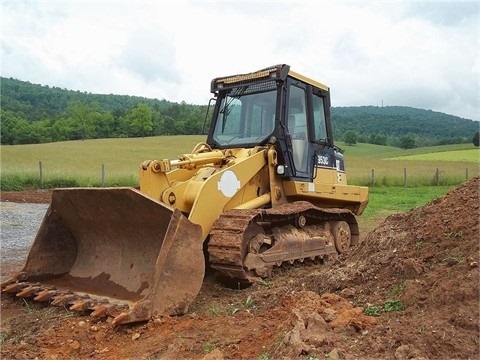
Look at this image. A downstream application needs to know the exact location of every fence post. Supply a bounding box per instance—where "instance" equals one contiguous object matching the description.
[435,168,439,186]
[39,161,43,189]
[101,164,105,187]
[466,168,468,180]
[371,169,375,186]
[403,168,407,187]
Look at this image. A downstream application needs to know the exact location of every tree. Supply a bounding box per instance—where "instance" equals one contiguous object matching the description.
[65,100,96,140]
[473,131,479,147]
[92,112,114,138]
[126,103,153,137]
[343,130,357,145]
[0,110,21,144]
[29,119,53,143]
[369,132,387,146]
[399,135,416,149]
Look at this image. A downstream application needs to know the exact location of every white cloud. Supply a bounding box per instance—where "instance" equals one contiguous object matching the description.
[1,0,479,120]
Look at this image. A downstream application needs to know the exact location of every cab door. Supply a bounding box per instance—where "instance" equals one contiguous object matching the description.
[286,83,310,178]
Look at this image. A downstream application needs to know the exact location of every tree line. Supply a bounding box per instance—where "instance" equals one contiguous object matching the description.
[1,100,208,144]
[1,77,208,144]
[333,106,479,149]
[1,77,478,147]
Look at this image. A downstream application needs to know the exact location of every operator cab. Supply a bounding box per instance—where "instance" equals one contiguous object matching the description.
[207,64,344,181]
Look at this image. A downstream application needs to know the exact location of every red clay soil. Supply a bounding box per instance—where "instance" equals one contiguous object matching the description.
[1,178,479,359]
[1,189,53,204]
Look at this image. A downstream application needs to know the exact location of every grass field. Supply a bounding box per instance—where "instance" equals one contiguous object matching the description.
[337,142,478,159]
[387,149,479,162]
[0,136,205,188]
[337,142,479,186]
[1,136,478,189]
[1,137,476,224]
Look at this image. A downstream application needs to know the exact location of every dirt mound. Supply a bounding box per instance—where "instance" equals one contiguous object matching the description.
[305,176,479,358]
[1,178,479,359]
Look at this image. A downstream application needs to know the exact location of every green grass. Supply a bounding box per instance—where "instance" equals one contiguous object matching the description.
[0,135,205,189]
[338,142,478,159]
[1,135,205,175]
[345,156,478,187]
[1,136,478,190]
[357,186,454,235]
[364,186,452,215]
[336,142,479,186]
[388,149,480,163]
[364,299,404,316]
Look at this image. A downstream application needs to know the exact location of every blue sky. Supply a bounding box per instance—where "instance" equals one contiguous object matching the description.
[2,0,479,120]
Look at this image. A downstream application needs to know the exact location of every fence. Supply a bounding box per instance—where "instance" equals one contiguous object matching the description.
[36,161,475,189]
[367,167,472,187]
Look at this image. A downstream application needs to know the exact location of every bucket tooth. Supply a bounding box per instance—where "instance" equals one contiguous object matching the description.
[90,305,109,318]
[34,290,56,302]
[2,283,28,294]
[16,286,41,298]
[112,312,130,325]
[70,299,95,311]
[1,272,29,287]
[112,300,152,325]
[51,294,81,306]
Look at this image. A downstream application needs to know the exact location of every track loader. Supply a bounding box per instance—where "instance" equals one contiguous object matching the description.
[1,64,368,324]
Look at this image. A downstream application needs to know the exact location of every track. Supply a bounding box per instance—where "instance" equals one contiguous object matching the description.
[208,201,359,283]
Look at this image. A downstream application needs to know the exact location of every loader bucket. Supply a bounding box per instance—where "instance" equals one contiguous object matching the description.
[3,187,204,324]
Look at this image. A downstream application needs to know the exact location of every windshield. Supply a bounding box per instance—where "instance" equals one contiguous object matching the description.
[213,88,276,147]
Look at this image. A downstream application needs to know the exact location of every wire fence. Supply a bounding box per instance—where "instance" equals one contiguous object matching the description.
[365,167,473,187]
[36,160,476,189]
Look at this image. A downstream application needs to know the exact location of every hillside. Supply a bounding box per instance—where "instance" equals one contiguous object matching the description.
[1,77,478,146]
[332,106,479,145]
[0,77,174,121]
[1,77,207,144]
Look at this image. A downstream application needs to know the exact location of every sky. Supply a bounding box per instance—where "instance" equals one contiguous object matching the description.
[1,0,479,121]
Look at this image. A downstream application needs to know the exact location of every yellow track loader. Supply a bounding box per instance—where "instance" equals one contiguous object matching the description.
[1,64,368,324]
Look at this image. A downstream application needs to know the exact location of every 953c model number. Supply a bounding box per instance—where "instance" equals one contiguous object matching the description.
[316,155,330,166]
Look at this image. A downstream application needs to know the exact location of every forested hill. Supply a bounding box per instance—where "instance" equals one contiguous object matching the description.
[1,77,175,121]
[331,106,479,147]
[1,77,208,145]
[1,77,478,147]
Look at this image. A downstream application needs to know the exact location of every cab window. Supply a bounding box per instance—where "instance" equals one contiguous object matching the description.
[312,94,327,142]
[287,85,308,174]
[213,90,276,146]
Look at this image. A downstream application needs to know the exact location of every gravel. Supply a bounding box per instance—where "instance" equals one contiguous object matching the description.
[1,202,49,271]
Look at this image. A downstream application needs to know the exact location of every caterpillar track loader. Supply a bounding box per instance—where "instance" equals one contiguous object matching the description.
[1,64,368,325]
